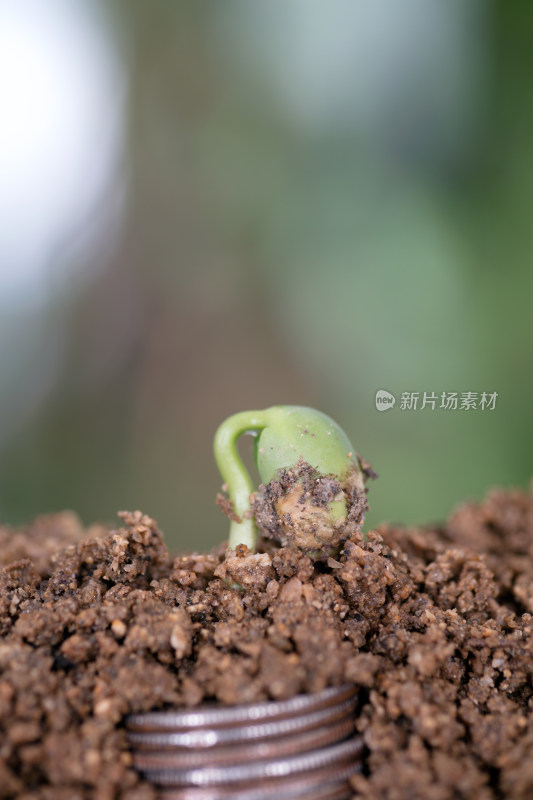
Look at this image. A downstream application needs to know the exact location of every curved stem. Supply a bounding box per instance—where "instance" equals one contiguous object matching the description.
[213,410,269,551]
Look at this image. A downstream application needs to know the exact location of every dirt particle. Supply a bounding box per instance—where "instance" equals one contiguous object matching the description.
[111,619,127,639]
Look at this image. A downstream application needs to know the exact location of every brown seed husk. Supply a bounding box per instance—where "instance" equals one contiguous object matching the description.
[252,459,370,557]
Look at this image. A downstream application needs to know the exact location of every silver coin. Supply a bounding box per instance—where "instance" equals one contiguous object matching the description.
[158,777,353,800]
[133,717,356,770]
[139,737,363,787]
[154,758,361,798]
[127,685,356,732]
[128,695,357,750]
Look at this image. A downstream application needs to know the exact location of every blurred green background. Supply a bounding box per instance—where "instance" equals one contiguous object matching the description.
[0,0,531,551]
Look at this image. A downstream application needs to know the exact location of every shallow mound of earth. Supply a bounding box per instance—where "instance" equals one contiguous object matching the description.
[0,485,532,799]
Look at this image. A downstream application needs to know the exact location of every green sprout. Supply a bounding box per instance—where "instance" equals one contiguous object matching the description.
[214,405,366,552]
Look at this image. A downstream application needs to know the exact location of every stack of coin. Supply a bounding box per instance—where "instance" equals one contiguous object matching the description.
[126,684,363,800]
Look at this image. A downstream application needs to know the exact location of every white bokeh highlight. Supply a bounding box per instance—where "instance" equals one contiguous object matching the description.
[0,0,126,305]
[0,0,127,443]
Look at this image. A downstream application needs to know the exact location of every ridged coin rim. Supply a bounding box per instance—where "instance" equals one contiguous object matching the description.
[127,695,356,749]
[126,685,356,731]
[140,737,364,787]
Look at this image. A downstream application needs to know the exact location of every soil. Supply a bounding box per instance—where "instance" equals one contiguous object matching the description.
[0,484,532,800]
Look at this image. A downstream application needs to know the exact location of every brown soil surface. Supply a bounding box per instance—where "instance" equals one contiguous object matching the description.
[0,486,532,799]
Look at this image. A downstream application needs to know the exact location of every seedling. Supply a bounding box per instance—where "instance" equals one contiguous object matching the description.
[214,405,371,554]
